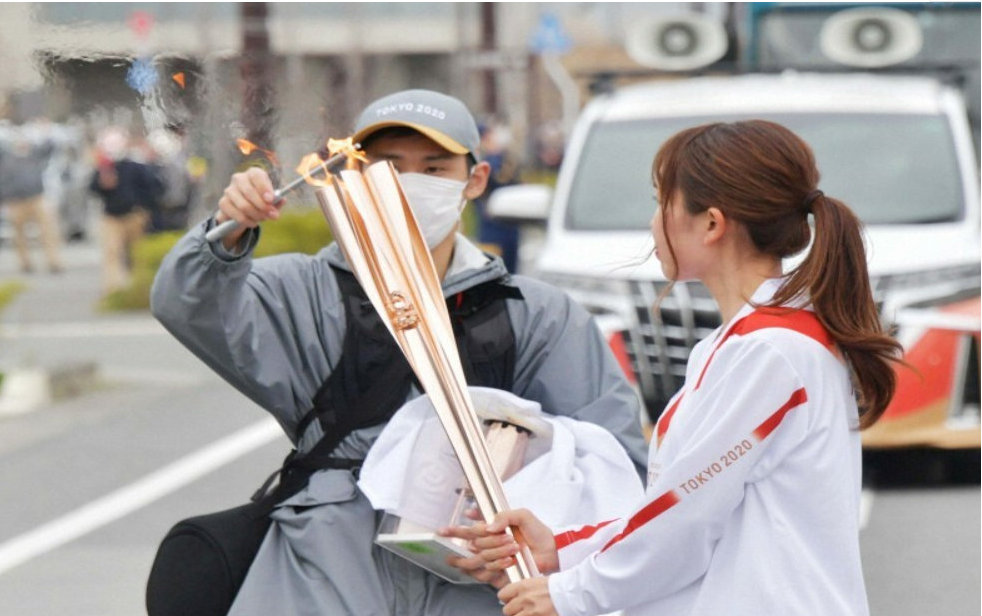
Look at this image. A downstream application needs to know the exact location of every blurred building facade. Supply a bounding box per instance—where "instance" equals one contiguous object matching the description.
[1,3,974,221]
[0,3,715,135]
[0,2,716,210]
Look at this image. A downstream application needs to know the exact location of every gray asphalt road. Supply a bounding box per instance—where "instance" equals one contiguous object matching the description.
[0,238,978,616]
[862,484,979,616]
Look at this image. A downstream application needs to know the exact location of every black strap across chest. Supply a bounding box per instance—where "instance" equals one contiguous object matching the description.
[252,265,523,509]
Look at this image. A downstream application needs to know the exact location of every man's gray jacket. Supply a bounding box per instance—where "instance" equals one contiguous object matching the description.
[150,222,647,616]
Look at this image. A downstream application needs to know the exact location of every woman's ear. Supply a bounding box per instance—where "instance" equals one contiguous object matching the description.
[463,161,492,200]
[704,207,726,245]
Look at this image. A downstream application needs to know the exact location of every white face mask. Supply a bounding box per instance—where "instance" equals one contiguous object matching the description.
[399,172,468,248]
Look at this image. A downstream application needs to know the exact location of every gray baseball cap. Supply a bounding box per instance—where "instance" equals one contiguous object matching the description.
[352,89,480,158]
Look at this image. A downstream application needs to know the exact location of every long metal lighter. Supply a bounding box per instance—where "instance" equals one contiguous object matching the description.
[204,149,352,243]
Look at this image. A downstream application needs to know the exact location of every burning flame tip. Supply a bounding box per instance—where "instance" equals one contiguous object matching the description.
[327,137,369,167]
[293,135,369,187]
[172,72,186,89]
[296,152,333,188]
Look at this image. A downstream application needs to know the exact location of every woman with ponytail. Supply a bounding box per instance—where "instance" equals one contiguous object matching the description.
[443,120,901,616]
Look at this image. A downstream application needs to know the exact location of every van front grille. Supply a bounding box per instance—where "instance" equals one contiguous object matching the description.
[621,280,721,417]
[622,272,982,423]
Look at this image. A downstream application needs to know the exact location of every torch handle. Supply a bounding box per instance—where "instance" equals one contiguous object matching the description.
[204,149,351,243]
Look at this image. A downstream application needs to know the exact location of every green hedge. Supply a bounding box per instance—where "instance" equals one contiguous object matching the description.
[0,280,26,385]
[100,207,334,311]
[99,193,496,313]
[0,280,25,314]
[253,206,335,258]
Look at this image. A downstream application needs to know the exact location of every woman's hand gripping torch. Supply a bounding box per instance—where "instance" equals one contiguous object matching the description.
[204,141,361,243]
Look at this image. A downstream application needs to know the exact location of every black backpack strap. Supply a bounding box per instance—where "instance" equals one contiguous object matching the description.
[255,267,523,509]
[313,268,417,432]
[292,269,417,449]
[449,279,523,391]
[250,443,363,513]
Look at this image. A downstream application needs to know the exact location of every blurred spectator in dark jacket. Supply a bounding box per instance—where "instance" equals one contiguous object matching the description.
[534,120,565,172]
[89,126,161,293]
[0,124,64,274]
[473,120,521,272]
[146,127,194,232]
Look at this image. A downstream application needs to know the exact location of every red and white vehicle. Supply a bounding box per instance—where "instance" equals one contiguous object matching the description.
[492,71,981,450]
[864,291,980,449]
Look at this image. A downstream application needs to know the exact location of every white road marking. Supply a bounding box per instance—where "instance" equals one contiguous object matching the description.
[0,417,283,576]
[0,319,168,339]
[100,365,211,386]
[860,488,874,530]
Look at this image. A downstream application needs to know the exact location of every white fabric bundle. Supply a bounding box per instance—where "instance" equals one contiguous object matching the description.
[358,386,643,531]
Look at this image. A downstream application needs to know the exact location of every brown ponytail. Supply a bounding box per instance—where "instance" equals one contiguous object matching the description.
[653,120,902,428]
[774,193,902,427]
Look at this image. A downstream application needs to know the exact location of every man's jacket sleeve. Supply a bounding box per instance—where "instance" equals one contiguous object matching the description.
[150,222,345,439]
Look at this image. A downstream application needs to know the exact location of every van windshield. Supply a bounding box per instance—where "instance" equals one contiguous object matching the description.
[565,113,964,230]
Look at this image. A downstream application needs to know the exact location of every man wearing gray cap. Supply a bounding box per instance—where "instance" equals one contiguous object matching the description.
[149,89,646,615]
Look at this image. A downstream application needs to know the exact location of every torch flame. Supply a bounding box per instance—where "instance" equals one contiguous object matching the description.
[296,136,367,186]
[236,138,280,166]
[327,137,368,170]
[296,152,332,187]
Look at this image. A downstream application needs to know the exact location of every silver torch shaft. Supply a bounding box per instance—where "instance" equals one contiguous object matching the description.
[204,149,350,243]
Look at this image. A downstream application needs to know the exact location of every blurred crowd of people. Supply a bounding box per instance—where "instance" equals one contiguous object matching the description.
[473,117,566,273]
[0,112,564,289]
[0,118,200,293]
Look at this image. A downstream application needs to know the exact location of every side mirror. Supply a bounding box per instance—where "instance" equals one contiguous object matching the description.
[485,184,553,224]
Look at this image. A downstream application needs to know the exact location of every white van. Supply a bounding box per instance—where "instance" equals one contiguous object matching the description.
[492,71,981,449]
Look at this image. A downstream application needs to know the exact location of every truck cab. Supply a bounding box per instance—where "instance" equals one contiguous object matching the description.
[493,6,981,448]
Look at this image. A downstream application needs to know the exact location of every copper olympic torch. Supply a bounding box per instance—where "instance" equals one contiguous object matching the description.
[305,141,539,584]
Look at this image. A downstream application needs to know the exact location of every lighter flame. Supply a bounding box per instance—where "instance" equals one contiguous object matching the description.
[236,138,280,166]
[236,138,258,155]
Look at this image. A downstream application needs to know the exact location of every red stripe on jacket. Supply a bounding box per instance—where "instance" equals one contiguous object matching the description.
[600,490,682,552]
[657,308,830,448]
[694,308,833,391]
[555,519,618,550]
[597,381,812,554]
[754,387,808,441]
[655,393,685,447]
